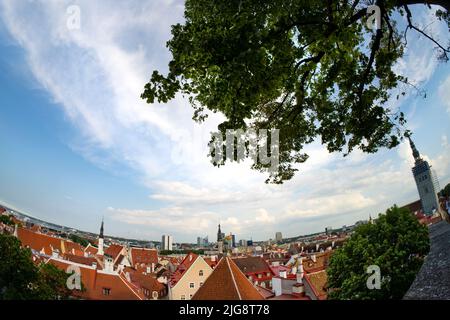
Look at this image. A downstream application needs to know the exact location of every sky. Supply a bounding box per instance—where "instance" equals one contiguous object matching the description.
[0,1,449,243]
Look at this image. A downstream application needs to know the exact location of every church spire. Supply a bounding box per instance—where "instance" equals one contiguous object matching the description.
[99,217,104,238]
[407,135,421,161]
[217,223,223,242]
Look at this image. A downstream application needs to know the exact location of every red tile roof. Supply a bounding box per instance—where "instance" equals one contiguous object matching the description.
[48,258,145,300]
[62,253,103,270]
[232,256,273,274]
[84,244,98,256]
[104,244,124,261]
[130,247,158,266]
[17,227,82,256]
[203,256,220,269]
[124,269,167,299]
[304,270,328,300]
[302,252,331,273]
[192,257,264,300]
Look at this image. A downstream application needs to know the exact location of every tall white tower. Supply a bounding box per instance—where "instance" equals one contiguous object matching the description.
[409,136,440,215]
[98,218,104,256]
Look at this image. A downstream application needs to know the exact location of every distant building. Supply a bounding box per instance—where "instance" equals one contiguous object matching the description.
[231,234,236,248]
[162,235,173,251]
[275,232,282,242]
[216,224,224,254]
[408,136,440,215]
[197,235,209,247]
[239,239,247,247]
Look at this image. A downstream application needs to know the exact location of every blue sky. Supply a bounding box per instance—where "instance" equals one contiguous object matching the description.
[0,1,449,242]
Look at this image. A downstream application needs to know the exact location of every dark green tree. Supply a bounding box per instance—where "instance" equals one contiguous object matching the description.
[69,234,90,247]
[33,263,72,300]
[327,205,430,299]
[0,234,71,300]
[439,182,450,197]
[142,0,449,183]
[0,215,13,226]
[0,234,40,299]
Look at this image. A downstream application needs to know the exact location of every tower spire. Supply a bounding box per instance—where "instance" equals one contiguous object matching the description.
[217,223,223,242]
[100,216,104,238]
[407,135,421,161]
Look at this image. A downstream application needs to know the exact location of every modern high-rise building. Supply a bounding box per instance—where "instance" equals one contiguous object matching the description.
[161,235,173,251]
[408,136,440,215]
[275,232,282,242]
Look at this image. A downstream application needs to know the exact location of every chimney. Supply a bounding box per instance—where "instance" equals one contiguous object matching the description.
[332,241,335,248]
[104,255,114,273]
[296,257,304,284]
[279,270,287,278]
[211,255,216,262]
[316,243,319,251]
[151,262,155,273]
[52,249,60,259]
[92,262,97,269]
[311,254,317,263]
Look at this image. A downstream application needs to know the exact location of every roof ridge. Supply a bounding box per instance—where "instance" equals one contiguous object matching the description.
[226,258,242,300]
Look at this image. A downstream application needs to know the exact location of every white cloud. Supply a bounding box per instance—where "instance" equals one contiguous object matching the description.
[438,76,450,114]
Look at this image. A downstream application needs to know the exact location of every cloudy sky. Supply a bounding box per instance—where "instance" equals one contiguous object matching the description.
[0,1,449,243]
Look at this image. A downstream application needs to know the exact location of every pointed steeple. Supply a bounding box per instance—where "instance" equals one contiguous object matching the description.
[407,135,421,161]
[217,223,223,242]
[99,217,104,238]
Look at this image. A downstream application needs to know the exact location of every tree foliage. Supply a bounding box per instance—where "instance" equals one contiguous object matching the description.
[142,0,449,183]
[327,205,430,299]
[69,234,90,247]
[0,234,71,300]
[0,215,13,226]
[439,182,450,197]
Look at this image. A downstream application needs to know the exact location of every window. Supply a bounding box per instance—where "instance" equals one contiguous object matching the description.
[102,288,111,296]
[189,282,195,289]
[181,295,186,300]
[258,274,262,279]
[199,270,204,276]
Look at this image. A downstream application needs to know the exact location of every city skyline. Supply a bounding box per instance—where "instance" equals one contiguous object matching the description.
[1,1,450,243]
